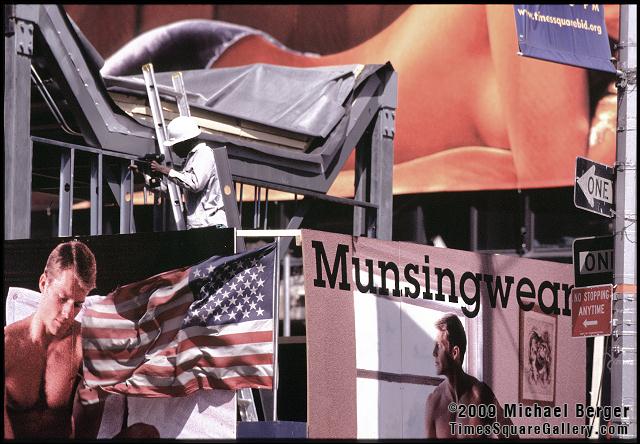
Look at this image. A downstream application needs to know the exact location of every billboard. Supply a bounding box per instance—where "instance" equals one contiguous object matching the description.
[301,229,593,439]
[68,5,620,195]
[3,228,242,439]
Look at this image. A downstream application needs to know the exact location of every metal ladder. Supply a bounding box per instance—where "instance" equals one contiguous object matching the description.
[142,65,259,422]
[141,63,186,231]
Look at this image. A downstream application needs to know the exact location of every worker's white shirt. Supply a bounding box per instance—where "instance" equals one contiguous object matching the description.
[167,142,227,229]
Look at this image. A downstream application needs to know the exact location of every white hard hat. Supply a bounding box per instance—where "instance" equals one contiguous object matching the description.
[163,116,201,147]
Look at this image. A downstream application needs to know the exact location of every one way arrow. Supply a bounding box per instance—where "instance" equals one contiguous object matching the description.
[577,165,613,207]
[583,319,598,328]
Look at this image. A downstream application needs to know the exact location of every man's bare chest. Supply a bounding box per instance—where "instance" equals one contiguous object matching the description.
[8,335,79,410]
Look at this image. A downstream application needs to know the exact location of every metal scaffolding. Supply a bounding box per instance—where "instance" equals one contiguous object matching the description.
[4,4,396,243]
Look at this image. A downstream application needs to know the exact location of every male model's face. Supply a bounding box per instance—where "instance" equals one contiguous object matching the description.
[38,269,87,337]
[433,330,453,376]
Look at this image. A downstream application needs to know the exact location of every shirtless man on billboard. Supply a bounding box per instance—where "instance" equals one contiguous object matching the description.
[4,241,96,439]
[425,313,515,439]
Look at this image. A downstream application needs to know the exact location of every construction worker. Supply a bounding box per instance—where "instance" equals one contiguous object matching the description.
[134,116,227,229]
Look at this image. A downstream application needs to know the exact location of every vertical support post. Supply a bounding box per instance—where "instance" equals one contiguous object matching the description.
[353,131,371,237]
[355,70,397,240]
[611,4,637,439]
[119,162,132,234]
[283,252,291,337]
[4,14,34,240]
[589,336,606,438]
[90,154,103,235]
[239,183,244,227]
[522,192,534,254]
[370,106,395,240]
[58,149,74,237]
[263,189,269,230]
[253,186,261,229]
[152,189,163,232]
[470,206,479,251]
[272,237,281,421]
[129,160,135,233]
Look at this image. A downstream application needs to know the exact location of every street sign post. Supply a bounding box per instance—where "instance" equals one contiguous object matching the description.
[573,235,614,288]
[574,156,615,217]
[571,284,613,337]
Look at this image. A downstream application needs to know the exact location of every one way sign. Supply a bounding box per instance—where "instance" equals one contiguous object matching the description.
[574,156,615,217]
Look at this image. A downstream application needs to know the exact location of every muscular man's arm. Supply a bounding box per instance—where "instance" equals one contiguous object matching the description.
[4,385,14,439]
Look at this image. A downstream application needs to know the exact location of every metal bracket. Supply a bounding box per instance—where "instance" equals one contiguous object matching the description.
[613,330,637,338]
[380,108,395,140]
[612,318,636,327]
[15,19,33,56]
[616,68,637,89]
[612,346,637,357]
[613,294,635,302]
[616,116,637,133]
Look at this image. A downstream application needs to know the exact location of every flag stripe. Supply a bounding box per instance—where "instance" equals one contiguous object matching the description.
[82,301,192,338]
[85,363,273,389]
[83,316,184,351]
[85,352,274,384]
[100,375,274,397]
[83,320,272,355]
[85,341,273,373]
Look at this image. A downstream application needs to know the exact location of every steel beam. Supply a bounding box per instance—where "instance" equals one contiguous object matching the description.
[34,5,155,154]
[370,71,396,240]
[353,70,396,240]
[119,161,135,234]
[58,149,74,236]
[4,14,34,240]
[353,126,372,237]
[90,154,103,235]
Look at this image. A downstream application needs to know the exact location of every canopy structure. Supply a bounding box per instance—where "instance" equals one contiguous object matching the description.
[5,4,396,242]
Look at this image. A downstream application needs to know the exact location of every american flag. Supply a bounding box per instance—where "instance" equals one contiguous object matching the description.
[80,242,277,399]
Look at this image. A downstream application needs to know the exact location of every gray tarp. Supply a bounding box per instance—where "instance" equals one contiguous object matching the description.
[103,62,392,175]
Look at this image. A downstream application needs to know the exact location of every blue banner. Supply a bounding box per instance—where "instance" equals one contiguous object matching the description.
[514,4,616,73]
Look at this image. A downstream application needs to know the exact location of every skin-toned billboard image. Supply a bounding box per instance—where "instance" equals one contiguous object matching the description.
[4,228,239,439]
[301,229,597,439]
[67,4,620,195]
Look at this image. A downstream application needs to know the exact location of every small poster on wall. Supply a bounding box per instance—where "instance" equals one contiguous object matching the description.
[519,308,558,406]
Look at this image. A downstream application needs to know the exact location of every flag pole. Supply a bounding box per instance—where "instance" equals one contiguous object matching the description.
[272,237,281,422]
[236,230,295,422]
